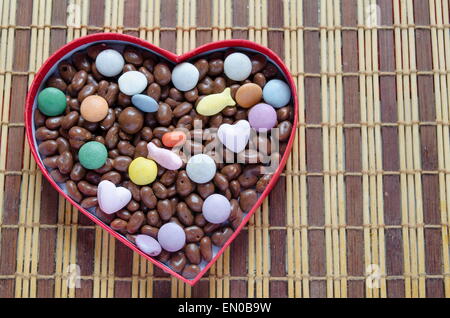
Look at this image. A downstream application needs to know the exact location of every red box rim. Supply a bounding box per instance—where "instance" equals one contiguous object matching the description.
[25,33,299,286]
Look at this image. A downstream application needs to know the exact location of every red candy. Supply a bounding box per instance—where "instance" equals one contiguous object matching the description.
[162,131,187,148]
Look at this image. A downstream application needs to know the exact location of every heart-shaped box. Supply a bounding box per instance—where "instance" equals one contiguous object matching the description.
[25,33,298,286]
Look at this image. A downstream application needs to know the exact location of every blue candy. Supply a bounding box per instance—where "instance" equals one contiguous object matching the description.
[262,79,291,108]
[131,94,159,113]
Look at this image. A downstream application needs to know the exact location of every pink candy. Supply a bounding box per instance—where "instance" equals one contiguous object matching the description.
[136,234,162,256]
[248,103,277,132]
[147,141,183,170]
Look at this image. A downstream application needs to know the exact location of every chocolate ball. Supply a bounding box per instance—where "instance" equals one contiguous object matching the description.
[118,107,144,134]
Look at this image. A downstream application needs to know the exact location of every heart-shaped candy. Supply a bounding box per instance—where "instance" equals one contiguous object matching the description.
[217,120,251,153]
[97,180,132,214]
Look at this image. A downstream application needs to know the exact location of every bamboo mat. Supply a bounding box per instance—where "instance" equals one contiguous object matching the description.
[0,0,449,298]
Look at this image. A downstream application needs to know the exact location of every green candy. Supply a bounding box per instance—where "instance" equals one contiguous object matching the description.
[37,87,67,116]
[78,141,108,170]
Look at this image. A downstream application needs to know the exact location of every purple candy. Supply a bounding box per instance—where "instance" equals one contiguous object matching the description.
[157,222,186,252]
[248,103,277,132]
[136,234,162,256]
[202,194,231,224]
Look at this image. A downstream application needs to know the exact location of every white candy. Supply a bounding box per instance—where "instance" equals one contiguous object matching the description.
[118,71,148,96]
[186,154,216,184]
[224,52,252,81]
[202,194,231,224]
[95,49,125,77]
[171,62,200,91]
[217,120,251,153]
[157,223,186,252]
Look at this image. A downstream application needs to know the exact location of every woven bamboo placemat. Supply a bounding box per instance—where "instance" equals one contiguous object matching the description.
[0,0,449,298]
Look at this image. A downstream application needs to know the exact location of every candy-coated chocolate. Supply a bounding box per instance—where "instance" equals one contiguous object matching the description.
[158,222,186,252]
[147,142,183,170]
[128,157,157,185]
[224,52,252,81]
[80,95,109,122]
[202,194,231,224]
[171,62,200,91]
[136,234,162,256]
[95,49,125,77]
[263,79,291,108]
[118,71,148,96]
[131,94,159,113]
[78,141,108,170]
[248,103,277,132]
[217,120,251,153]
[118,107,144,134]
[235,83,262,108]
[37,87,67,116]
[162,130,187,148]
[186,154,216,184]
[196,87,236,116]
[97,180,132,214]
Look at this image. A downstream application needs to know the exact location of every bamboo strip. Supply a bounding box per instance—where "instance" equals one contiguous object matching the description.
[29,0,51,298]
[253,0,262,299]
[295,0,309,298]
[364,0,379,299]
[2,272,448,281]
[327,0,342,298]
[3,23,450,32]
[440,0,450,298]
[283,0,294,298]
[400,0,419,298]
[394,1,419,297]
[357,0,372,298]
[370,0,386,298]
[406,0,426,298]
[320,0,335,298]
[16,0,47,298]
[248,0,270,298]
[429,0,450,297]
[154,0,160,46]
[333,0,347,298]
[0,0,15,295]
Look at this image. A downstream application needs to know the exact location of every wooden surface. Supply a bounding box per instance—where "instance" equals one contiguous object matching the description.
[0,0,449,298]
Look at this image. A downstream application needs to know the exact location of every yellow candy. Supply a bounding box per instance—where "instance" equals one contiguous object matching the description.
[128,157,157,185]
[196,87,236,116]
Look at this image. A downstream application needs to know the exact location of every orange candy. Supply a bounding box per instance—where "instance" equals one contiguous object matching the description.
[162,131,187,148]
[235,83,262,108]
[80,95,109,122]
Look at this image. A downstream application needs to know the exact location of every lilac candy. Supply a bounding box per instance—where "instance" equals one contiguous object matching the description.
[202,194,231,224]
[248,103,277,132]
[157,222,186,252]
[136,234,162,256]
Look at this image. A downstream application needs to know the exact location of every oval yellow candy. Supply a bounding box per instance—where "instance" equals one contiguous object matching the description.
[196,87,236,116]
[128,157,157,185]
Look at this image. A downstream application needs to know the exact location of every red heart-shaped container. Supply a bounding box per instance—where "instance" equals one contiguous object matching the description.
[25,33,298,286]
